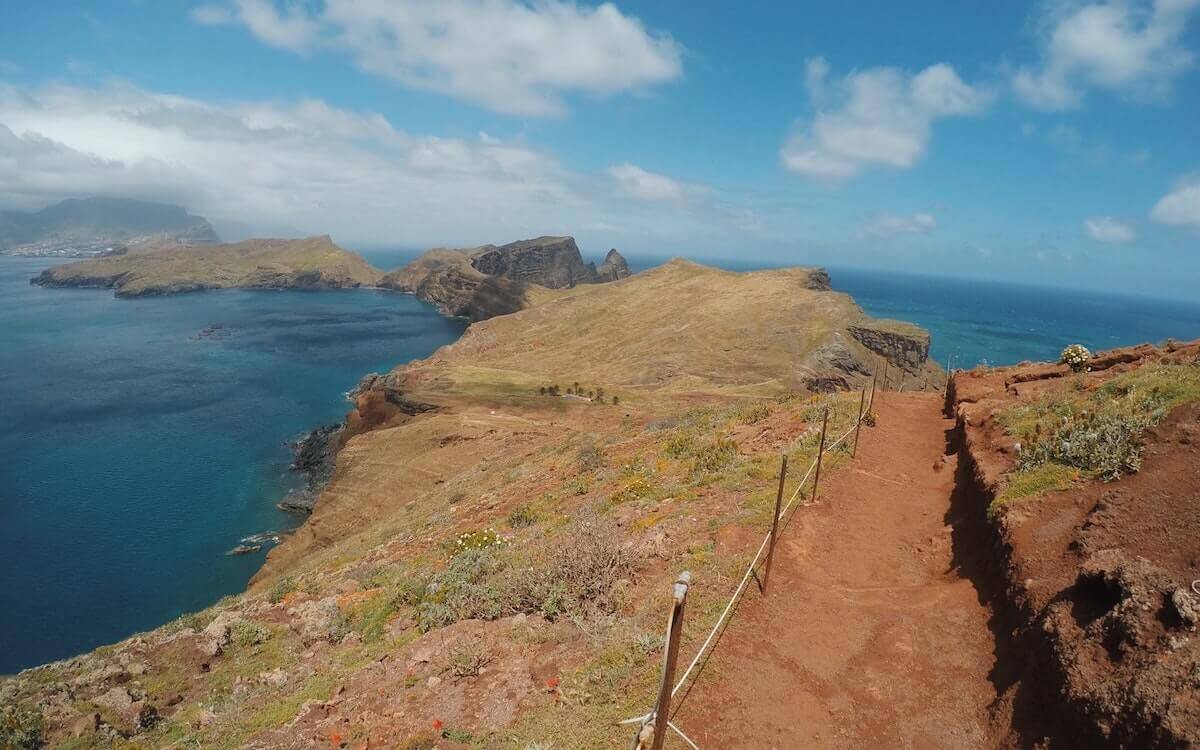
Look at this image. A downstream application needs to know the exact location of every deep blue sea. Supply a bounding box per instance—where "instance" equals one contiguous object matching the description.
[0,256,464,673]
[3,251,1200,674]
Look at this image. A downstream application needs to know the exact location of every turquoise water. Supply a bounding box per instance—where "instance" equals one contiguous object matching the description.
[0,257,464,673]
[4,252,1200,675]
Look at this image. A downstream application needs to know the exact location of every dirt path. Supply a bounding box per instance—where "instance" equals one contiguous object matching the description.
[675,392,1002,749]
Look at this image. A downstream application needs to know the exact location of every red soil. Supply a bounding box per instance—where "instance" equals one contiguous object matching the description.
[676,393,1007,748]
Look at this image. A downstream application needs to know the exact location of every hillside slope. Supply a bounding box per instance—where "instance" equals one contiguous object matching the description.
[32,235,381,297]
[1,261,941,749]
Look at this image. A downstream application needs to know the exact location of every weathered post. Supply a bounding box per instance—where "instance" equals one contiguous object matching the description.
[762,455,788,593]
[639,571,691,750]
[868,362,880,411]
[812,407,829,502]
[881,360,890,398]
[852,387,867,458]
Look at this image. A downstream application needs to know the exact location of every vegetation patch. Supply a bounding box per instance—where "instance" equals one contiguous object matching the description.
[996,363,1200,505]
[0,704,44,750]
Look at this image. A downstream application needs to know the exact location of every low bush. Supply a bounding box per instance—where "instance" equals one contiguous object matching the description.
[0,704,44,750]
[267,576,296,605]
[690,437,738,476]
[451,528,507,555]
[507,505,539,528]
[735,402,771,425]
[231,619,271,649]
[416,523,631,630]
[1059,343,1091,372]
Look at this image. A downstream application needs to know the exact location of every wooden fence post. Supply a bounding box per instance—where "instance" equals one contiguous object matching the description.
[868,363,880,412]
[762,455,788,593]
[881,360,890,398]
[852,388,867,458]
[812,407,829,502]
[637,571,690,750]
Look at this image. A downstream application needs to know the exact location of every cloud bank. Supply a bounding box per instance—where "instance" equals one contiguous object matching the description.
[782,58,991,181]
[190,0,683,116]
[0,81,753,249]
[1013,0,1200,110]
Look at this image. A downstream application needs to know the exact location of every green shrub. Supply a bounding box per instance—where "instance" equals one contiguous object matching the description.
[0,704,45,750]
[735,402,771,424]
[662,431,696,458]
[690,437,738,475]
[451,528,507,555]
[1021,411,1150,480]
[417,523,631,630]
[231,619,272,649]
[267,576,296,604]
[507,505,539,528]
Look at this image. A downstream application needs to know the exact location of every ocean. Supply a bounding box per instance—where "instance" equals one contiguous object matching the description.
[3,251,1200,674]
[0,256,465,673]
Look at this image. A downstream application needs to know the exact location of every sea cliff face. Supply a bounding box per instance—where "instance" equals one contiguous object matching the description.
[380,236,630,320]
[32,236,380,297]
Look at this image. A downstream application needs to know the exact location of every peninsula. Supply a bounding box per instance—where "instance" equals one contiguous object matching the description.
[32,235,381,297]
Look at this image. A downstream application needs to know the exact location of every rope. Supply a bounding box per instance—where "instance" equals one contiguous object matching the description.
[669,419,859,699]
[670,721,700,750]
[621,402,866,748]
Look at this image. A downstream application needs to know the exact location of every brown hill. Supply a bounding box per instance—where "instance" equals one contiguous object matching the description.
[33,235,381,297]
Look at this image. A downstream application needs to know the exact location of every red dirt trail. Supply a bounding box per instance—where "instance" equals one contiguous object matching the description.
[676,392,1003,749]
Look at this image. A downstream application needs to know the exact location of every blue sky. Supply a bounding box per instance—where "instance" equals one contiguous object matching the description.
[1,1,1198,298]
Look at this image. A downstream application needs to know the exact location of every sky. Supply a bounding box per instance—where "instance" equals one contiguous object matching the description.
[1,1,1198,298]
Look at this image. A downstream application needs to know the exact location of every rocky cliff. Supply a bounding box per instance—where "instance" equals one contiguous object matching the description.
[32,236,380,297]
[381,236,630,320]
[378,249,531,321]
[848,321,931,373]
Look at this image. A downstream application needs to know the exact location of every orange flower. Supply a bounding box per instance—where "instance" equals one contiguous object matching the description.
[545,676,560,690]
[432,719,444,732]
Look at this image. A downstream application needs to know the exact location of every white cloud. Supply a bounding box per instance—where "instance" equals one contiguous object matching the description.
[607,163,705,203]
[1151,177,1200,228]
[189,0,682,116]
[781,59,990,181]
[861,212,937,238]
[1084,215,1136,243]
[0,80,753,249]
[189,4,233,26]
[1013,0,1200,110]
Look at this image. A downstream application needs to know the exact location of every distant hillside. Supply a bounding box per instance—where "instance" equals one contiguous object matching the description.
[0,197,218,257]
[33,235,381,297]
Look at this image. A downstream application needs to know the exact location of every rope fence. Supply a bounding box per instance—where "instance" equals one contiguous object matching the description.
[623,380,875,749]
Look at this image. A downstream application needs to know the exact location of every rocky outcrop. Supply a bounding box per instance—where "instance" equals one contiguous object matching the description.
[32,236,381,297]
[379,250,529,322]
[468,236,620,288]
[595,249,630,282]
[848,322,931,372]
[382,236,630,321]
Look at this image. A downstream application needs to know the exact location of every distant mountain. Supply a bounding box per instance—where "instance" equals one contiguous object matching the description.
[0,197,219,257]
